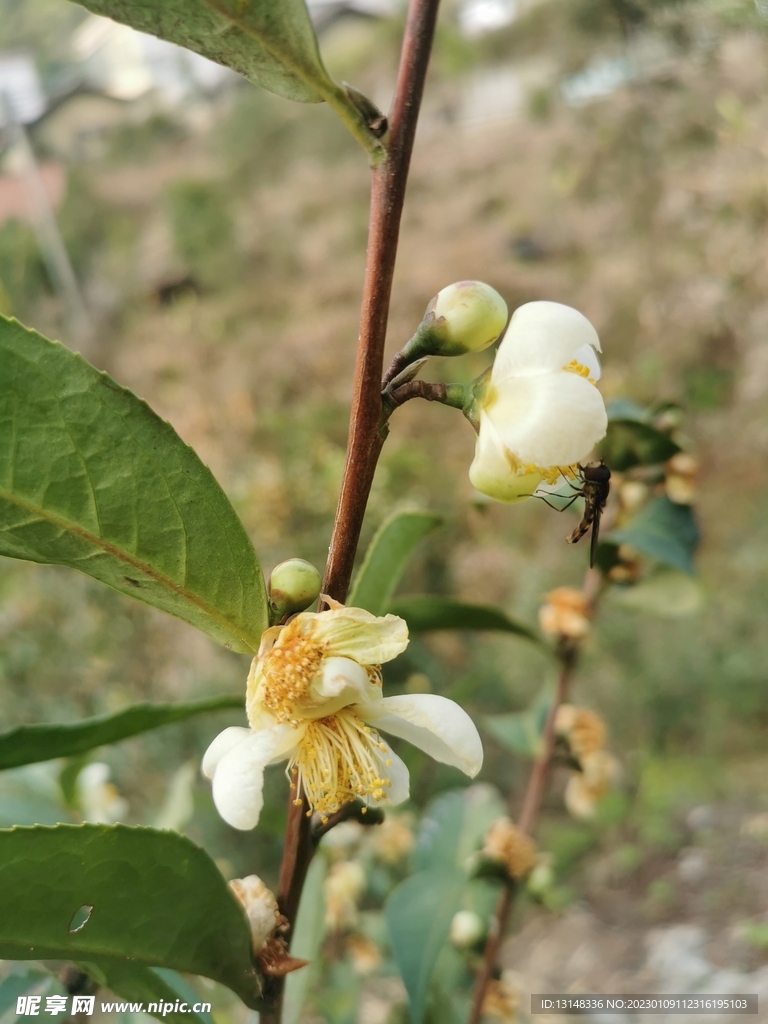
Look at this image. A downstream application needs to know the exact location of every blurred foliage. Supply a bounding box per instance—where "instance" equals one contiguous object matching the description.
[167,180,237,288]
[0,0,86,83]
[0,220,50,317]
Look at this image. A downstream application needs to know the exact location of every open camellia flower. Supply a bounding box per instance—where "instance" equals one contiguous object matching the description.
[203,602,483,829]
[469,300,607,502]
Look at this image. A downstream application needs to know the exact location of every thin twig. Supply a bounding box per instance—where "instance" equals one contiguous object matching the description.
[468,649,575,1024]
[262,4,441,1021]
[387,379,448,408]
[467,565,606,1024]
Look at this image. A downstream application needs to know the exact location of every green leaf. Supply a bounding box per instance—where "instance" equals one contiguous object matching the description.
[349,511,443,615]
[73,0,328,104]
[599,419,680,471]
[0,824,261,1009]
[79,962,213,1024]
[483,684,553,759]
[609,496,700,575]
[0,316,267,653]
[610,569,704,617]
[389,595,540,643]
[385,869,466,1024]
[0,695,242,772]
[283,854,327,1024]
[70,0,383,155]
[484,711,541,758]
[605,398,648,422]
[414,785,506,874]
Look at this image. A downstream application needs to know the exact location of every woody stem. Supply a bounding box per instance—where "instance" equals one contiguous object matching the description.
[261,3,442,1021]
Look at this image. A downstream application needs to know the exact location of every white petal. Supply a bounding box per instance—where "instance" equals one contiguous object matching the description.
[492,301,601,381]
[211,726,301,830]
[486,370,607,467]
[573,343,601,382]
[469,411,542,503]
[356,694,483,778]
[304,656,381,717]
[365,740,410,807]
[202,727,251,779]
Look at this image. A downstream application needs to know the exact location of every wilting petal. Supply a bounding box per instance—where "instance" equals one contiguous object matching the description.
[212,725,301,830]
[305,656,381,717]
[299,606,409,665]
[356,694,483,778]
[492,301,601,381]
[469,411,542,503]
[486,370,607,468]
[202,726,251,779]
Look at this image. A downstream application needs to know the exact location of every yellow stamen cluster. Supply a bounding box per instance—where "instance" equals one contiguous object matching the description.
[366,665,384,689]
[259,635,325,725]
[290,710,391,822]
[563,359,596,385]
[514,462,578,484]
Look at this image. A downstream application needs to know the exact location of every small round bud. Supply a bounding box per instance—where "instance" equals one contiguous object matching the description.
[268,558,322,621]
[424,280,508,355]
[450,909,485,948]
[527,853,555,896]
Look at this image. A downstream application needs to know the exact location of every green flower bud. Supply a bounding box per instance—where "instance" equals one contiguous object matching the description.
[268,558,322,623]
[423,280,508,356]
[449,909,485,949]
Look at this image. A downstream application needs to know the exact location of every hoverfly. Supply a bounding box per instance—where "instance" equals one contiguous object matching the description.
[537,460,611,568]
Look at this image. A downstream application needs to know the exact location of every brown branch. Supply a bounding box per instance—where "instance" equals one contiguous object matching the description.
[261,3,442,1021]
[468,564,609,1022]
[468,648,576,1024]
[322,0,442,604]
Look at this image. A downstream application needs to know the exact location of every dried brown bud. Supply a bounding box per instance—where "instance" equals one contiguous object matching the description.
[538,587,591,641]
[483,817,538,881]
[564,750,621,820]
[665,452,698,505]
[482,971,522,1021]
[555,704,607,760]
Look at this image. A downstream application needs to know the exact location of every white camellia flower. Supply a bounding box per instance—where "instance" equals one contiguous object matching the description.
[469,301,607,502]
[203,602,483,830]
